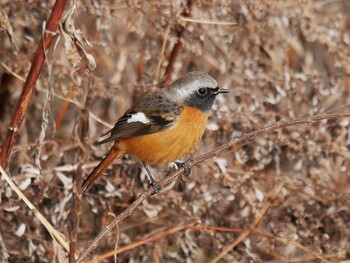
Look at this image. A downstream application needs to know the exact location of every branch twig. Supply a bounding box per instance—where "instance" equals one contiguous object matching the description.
[0,165,70,253]
[89,223,270,262]
[211,182,328,262]
[76,113,350,262]
[162,0,193,86]
[180,16,237,25]
[154,22,171,83]
[0,0,68,166]
[92,223,325,262]
[210,183,284,263]
[69,78,94,262]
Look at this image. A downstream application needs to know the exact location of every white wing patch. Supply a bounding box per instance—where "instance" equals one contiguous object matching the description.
[127,112,150,124]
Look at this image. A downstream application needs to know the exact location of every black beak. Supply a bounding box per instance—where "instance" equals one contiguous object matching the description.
[218,88,230,94]
[213,87,230,95]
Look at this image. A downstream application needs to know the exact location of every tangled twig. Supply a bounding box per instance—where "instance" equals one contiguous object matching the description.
[76,112,350,262]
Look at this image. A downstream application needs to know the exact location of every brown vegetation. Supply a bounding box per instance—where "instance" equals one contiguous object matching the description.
[1,0,350,262]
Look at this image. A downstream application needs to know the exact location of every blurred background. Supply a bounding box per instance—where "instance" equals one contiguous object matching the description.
[1,0,350,262]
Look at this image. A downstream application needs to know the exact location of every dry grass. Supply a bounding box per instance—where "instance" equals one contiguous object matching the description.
[1,0,350,262]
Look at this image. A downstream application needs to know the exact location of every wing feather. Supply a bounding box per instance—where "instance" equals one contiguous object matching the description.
[99,92,182,144]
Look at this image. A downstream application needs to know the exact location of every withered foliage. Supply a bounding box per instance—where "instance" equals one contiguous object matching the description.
[1,0,350,262]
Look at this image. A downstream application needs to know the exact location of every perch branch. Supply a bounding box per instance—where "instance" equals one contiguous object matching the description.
[76,112,350,262]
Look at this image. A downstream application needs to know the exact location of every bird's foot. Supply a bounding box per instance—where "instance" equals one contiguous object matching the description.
[147,180,162,194]
[175,159,192,177]
[143,161,162,194]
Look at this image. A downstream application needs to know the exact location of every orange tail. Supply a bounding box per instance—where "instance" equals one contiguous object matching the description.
[81,146,123,193]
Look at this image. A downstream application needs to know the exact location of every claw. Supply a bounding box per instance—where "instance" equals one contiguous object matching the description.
[142,161,161,194]
[147,181,162,194]
[175,159,192,177]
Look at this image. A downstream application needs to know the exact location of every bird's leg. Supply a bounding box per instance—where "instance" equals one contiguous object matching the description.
[142,162,162,193]
[175,159,192,177]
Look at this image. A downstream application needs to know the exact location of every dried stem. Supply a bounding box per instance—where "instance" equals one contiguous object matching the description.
[69,78,95,262]
[162,0,193,86]
[210,183,283,263]
[0,165,70,252]
[76,112,350,262]
[154,23,171,83]
[0,0,68,166]
[92,223,323,262]
[89,223,268,262]
[56,89,74,130]
[211,181,328,262]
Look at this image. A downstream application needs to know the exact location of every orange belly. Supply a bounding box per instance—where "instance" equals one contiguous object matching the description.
[117,106,208,164]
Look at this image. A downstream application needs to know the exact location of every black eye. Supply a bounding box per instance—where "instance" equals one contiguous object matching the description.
[197,87,208,97]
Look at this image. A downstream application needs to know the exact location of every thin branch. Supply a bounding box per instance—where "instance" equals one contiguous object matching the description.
[154,22,171,83]
[180,16,237,25]
[0,62,26,82]
[210,183,283,263]
[76,112,350,262]
[0,0,68,166]
[76,186,155,263]
[90,223,273,262]
[56,90,74,130]
[162,0,193,86]
[0,232,9,262]
[211,182,328,262]
[92,223,326,262]
[1,61,113,130]
[69,79,94,262]
[0,165,70,253]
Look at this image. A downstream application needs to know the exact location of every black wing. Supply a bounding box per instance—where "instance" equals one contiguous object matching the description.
[99,92,182,144]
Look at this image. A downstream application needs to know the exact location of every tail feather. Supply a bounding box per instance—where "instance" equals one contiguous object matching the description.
[81,147,123,193]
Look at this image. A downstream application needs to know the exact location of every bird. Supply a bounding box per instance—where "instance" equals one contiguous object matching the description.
[81,71,229,193]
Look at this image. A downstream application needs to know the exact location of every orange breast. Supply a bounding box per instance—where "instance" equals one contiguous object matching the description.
[117,106,208,164]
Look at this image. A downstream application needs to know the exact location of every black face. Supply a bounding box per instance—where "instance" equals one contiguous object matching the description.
[184,86,229,112]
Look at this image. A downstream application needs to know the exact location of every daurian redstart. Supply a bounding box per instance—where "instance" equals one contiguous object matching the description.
[81,72,229,193]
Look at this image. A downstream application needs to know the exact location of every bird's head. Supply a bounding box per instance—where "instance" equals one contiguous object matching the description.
[165,71,229,112]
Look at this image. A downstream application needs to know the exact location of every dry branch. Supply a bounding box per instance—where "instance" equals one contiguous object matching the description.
[89,223,271,262]
[162,0,193,85]
[76,113,350,262]
[0,0,68,166]
[2,1,350,261]
[0,166,70,253]
[93,223,327,262]
[69,80,94,262]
